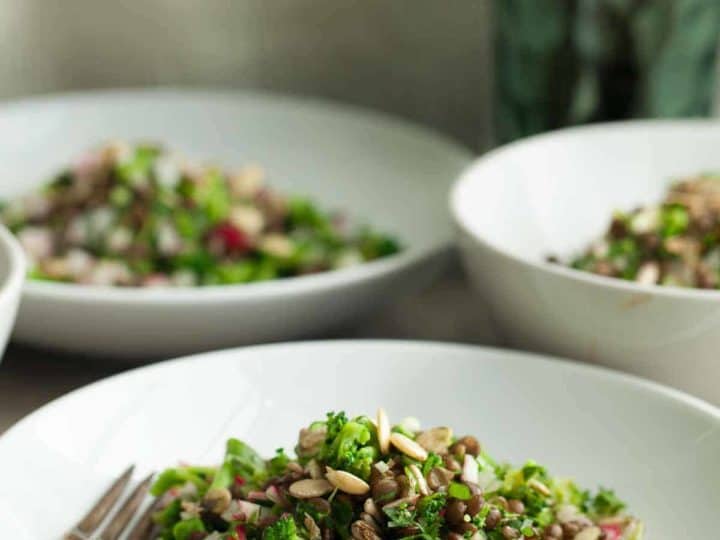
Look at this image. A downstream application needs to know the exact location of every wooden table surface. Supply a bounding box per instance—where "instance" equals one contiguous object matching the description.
[0,262,498,434]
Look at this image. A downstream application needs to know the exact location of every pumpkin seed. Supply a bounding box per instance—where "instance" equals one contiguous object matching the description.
[288,478,333,499]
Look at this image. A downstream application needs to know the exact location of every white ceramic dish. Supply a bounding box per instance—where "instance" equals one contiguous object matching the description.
[0,225,25,362]
[0,340,717,539]
[0,89,471,359]
[452,120,720,405]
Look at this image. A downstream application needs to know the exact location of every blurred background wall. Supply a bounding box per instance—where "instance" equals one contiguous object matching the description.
[0,0,492,149]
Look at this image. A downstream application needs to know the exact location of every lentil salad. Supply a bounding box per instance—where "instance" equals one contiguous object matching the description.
[147,409,642,540]
[0,142,400,287]
[558,173,720,288]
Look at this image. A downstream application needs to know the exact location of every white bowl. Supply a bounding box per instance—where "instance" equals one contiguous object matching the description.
[0,89,471,359]
[452,120,720,405]
[0,226,24,361]
[0,341,717,538]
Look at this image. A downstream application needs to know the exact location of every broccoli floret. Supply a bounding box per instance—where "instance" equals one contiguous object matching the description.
[589,487,626,517]
[172,518,205,540]
[211,438,267,490]
[318,412,378,481]
[263,515,300,540]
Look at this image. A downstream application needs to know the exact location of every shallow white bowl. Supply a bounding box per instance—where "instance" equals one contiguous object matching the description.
[0,341,717,539]
[0,226,25,361]
[0,89,470,359]
[452,120,720,405]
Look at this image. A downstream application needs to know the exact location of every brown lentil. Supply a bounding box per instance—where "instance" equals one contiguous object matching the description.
[455,522,478,535]
[508,498,525,514]
[445,500,467,526]
[486,508,502,529]
[308,497,331,514]
[443,455,462,472]
[454,435,481,457]
[466,493,484,516]
[450,442,466,460]
[371,477,398,502]
[544,524,563,539]
[501,525,520,539]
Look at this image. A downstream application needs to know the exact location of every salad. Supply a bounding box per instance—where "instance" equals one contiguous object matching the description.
[558,173,720,288]
[0,143,400,287]
[148,409,642,540]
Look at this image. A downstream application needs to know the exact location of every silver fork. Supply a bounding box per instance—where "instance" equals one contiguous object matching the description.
[63,466,159,540]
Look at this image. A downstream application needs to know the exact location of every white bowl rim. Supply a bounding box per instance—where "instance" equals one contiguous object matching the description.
[0,87,470,305]
[1,339,718,442]
[451,118,720,302]
[0,225,26,306]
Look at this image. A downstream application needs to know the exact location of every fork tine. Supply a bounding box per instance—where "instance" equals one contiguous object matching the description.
[100,472,155,540]
[125,496,163,540]
[68,465,135,536]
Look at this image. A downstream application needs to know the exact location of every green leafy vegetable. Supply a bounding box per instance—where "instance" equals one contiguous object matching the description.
[262,515,300,540]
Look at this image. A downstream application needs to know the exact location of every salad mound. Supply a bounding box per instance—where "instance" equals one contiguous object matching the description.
[149,410,643,540]
[558,173,720,289]
[0,142,400,287]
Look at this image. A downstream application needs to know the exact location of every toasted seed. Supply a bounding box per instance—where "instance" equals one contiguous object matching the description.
[351,520,382,540]
[298,426,327,457]
[377,408,391,455]
[289,478,333,499]
[382,495,419,510]
[573,527,601,540]
[363,498,382,521]
[360,512,381,531]
[416,427,453,454]
[390,432,428,462]
[562,522,581,537]
[407,464,430,496]
[306,459,323,480]
[326,468,370,495]
[426,466,455,490]
[202,487,232,514]
[528,478,551,497]
[304,513,322,540]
